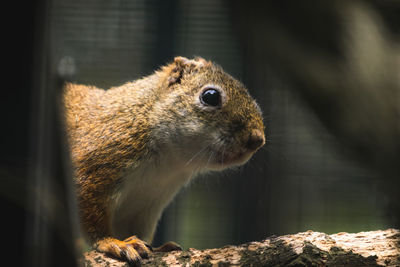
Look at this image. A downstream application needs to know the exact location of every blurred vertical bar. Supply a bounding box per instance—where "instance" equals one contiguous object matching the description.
[153,0,177,64]
[24,0,79,265]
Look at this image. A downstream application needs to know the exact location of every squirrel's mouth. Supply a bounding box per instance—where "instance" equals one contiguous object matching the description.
[208,149,255,170]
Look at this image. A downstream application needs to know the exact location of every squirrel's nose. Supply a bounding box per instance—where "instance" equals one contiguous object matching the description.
[246,129,265,152]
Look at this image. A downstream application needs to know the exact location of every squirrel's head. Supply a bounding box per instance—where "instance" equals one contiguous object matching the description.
[154,56,265,171]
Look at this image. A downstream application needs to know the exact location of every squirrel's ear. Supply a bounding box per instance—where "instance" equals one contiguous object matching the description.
[167,56,209,86]
[174,56,208,68]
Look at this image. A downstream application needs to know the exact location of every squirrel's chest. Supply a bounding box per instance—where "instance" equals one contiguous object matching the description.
[110,159,194,240]
[116,166,191,207]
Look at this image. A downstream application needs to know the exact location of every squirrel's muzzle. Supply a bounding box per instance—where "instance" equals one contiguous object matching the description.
[246,129,265,152]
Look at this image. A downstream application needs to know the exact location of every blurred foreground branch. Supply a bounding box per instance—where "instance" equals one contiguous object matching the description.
[82,229,399,266]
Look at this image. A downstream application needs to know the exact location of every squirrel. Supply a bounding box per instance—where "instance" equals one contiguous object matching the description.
[63,56,265,265]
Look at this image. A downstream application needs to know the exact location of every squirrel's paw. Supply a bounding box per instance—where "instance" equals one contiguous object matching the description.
[95,236,152,265]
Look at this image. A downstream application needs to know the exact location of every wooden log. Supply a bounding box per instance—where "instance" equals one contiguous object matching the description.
[82,228,400,266]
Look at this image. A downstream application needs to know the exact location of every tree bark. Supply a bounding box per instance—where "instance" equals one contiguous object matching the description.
[82,228,399,266]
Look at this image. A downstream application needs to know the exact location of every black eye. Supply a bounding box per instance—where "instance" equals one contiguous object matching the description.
[200,88,221,107]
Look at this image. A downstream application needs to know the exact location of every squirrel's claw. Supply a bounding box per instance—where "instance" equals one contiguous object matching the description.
[95,236,152,265]
[123,236,152,258]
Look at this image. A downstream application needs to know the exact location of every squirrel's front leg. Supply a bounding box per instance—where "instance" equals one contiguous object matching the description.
[78,192,152,264]
[80,192,180,265]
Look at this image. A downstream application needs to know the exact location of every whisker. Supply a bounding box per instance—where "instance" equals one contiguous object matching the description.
[187,137,221,170]
[205,150,214,170]
[185,143,213,166]
[220,147,226,167]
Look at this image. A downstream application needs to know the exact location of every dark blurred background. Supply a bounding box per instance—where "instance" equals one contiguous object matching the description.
[2,0,399,266]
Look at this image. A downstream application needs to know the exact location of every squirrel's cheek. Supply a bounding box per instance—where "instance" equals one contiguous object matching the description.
[183,121,203,133]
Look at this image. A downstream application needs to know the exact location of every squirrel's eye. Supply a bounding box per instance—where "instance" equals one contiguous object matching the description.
[200,88,221,107]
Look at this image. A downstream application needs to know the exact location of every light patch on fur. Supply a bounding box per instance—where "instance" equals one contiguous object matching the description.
[110,153,196,242]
